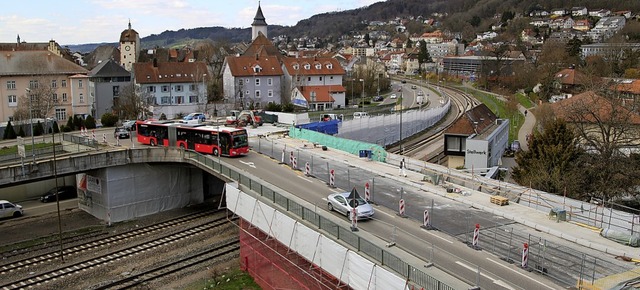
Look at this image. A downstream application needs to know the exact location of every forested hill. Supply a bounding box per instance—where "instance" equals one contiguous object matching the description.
[68,0,640,53]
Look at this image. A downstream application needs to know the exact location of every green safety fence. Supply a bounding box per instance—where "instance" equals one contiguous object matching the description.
[289,127,387,162]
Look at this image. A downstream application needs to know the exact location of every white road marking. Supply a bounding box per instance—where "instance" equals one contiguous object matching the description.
[239,161,256,168]
[425,231,453,244]
[455,261,515,290]
[486,258,557,289]
[297,175,313,183]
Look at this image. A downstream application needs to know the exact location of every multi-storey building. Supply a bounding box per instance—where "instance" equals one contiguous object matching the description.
[88,59,132,119]
[282,57,346,110]
[222,51,284,109]
[133,60,208,119]
[0,50,89,124]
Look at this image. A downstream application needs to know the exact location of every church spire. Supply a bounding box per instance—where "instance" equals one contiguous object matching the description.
[251,2,268,40]
[128,19,131,30]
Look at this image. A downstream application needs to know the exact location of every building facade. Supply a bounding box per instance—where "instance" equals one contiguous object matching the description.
[89,59,133,120]
[120,21,140,72]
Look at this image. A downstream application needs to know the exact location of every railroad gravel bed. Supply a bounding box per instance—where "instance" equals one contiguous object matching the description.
[0,202,240,289]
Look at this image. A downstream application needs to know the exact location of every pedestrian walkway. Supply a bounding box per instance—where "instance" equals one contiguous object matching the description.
[517,106,536,151]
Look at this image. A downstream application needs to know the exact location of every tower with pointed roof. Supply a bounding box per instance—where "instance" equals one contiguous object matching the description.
[119,20,140,71]
[252,2,268,41]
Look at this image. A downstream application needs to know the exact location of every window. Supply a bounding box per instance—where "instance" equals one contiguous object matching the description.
[245,90,250,96]
[175,96,184,104]
[327,63,333,69]
[113,86,120,96]
[238,79,244,86]
[62,93,68,102]
[55,108,66,121]
[147,86,155,93]
[315,64,321,69]
[189,84,196,91]
[6,81,15,90]
[161,96,171,104]
[308,77,311,82]
[296,76,301,82]
[189,95,198,103]
[79,93,84,103]
[245,78,250,84]
[61,80,67,87]
[78,80,83,88]
[7,95,17,106]
[255,90,261,98]
[304,64,310,69]
[267,78,272,86]
[29,80,39,89]
[51,80,57,88]
[161,85,170,92]
[293,64,299,70]
[175,85,183,92]
[255,78,260,86]
[320,77,323,81]
[147,96,157,105]
[268,90,273,97]
[53,93,58,103]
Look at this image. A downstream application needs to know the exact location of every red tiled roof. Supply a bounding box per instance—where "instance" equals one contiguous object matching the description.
[555,68,587,85]
[612,80,640,95]
[133,61,208,84]
[297,85,345,103]
[282,57,345,76]
[225,55,283,77]
[550,90,640,124]
[445,104,497,135]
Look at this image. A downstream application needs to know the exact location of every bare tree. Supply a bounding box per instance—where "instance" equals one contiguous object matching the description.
[112,82,150,120]
[14,76,59,121]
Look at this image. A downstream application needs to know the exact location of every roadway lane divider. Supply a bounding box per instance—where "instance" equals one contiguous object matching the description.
[470,224,480,250]
[364,182,370,201]
[522,243,529,268]
[328,169,335,188]
[421,209,434,230]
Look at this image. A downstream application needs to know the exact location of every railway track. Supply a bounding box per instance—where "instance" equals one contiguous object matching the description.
[0,209,221,275]
[0,214,235,289]
[91,238,239,290]
[389,84,481,157]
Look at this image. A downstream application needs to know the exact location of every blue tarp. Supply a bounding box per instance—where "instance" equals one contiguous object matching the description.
[296,120,340,135]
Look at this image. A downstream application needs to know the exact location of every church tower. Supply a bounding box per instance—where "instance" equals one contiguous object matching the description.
[119,20,140,71]
[251,2,268,40]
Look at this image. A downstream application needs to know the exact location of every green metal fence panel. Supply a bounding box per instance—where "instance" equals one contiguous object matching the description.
[337,227,359,249]
[359,238,383,262]
[383,251,409,277]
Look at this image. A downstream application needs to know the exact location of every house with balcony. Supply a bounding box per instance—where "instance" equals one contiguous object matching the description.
[281,57,346,110]
[0,50,89,124]
[133,60,208,119]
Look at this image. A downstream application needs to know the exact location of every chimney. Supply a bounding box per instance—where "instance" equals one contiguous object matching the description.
[153,58,158,67]
[256,53,259,60]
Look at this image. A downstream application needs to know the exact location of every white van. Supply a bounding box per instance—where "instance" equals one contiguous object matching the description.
[353,112,369,119]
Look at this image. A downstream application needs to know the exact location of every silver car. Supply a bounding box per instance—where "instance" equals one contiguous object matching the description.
[327,191,374,220]
[0,200,23,218]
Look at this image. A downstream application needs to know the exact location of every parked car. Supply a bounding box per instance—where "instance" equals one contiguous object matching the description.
[411,85,417,89]
[0,200,23,218]
[373,95,383,102]
[353,112,369,119]
[390,94,397,99]
[401,80,407,84]
[327,191,375,220]
[510,140,521,152]
[114,127,130,139]
[183,113,206,121]
[122,120,136,131]
[40,186,77,203]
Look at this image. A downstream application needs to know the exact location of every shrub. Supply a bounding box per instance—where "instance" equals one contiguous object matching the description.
[53,121,60,133]
[84,116,96,129]
[18,126,25,137]
[3,121,16,139]
[282,103,295,112]
[101,113,119,127]
[60,125,73,133]
[265,102,282,112]
[159,113,167,120]
[73,115,85,130]
[34,121,44,136]
[66,116,75,131]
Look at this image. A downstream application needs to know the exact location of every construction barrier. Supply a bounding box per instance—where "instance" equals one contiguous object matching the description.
[305,162,310,176]
[103,133,107,143]
[289,151,294,167]
[292,156,297,170]
[350,207,358,231]
[423,209,430,228]
[399,199,405,217]
[92,129,96,141]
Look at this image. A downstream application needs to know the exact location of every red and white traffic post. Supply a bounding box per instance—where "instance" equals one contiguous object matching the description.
[521,243,529,268]
[398,199,406,217]
[364,182,370,202]
[102,133,107,143]
[421,209,433,230]
[472,224,480,249]
[92,129,96,141]
[289,151,294,168]
[305,162,310,176]
[329,169,335,187]
[350,207,358,231]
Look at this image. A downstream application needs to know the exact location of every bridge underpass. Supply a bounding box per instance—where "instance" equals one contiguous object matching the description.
[0,147,470,290]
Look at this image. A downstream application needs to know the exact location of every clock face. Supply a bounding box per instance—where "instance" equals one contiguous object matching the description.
[125,45,131,51]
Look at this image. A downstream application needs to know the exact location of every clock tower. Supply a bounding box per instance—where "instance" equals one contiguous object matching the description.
[119,20,140,71]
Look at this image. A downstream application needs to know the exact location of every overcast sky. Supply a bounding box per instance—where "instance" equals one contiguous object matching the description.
[1,0,380,45]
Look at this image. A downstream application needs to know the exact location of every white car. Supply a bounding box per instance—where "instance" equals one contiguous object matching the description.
[390,94,397,99]
[0,200,23,218]
[327,191,375,220]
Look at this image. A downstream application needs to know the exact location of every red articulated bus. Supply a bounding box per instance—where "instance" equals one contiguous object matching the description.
[135,120,249,157]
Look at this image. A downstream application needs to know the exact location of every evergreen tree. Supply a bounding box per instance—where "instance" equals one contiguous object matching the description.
[511,119,586,197]
[66,116,74,131]
[18,126,25,137]
[52,121,60,133]
[417,40,432,73]
[34,121,44,136]
[3,121,16,139]
[405,38,413,48]
[364,33,371,47]
[84,115,96,129]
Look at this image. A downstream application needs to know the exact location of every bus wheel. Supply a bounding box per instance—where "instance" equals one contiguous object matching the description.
[213,148,219,156]
[150,140,156,146]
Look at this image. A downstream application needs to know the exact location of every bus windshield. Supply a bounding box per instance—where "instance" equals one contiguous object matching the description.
[232,134,248,148]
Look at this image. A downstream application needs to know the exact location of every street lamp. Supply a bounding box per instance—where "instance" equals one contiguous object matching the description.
[201,73,207,104]
[398,88,403,155]
[359,78,364,109]
[25,88,35,165]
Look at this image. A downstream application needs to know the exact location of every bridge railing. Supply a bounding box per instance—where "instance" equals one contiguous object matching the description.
[182,150,456,290]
